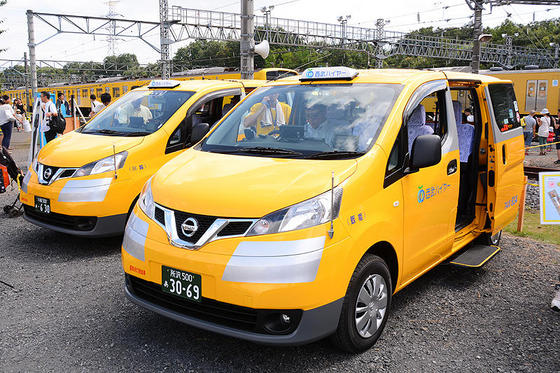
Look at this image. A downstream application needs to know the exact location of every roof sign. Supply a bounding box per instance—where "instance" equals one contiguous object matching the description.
[148,80,181,89]
[300,67,359,81]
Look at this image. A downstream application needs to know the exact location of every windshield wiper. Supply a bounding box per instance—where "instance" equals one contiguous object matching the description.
[122,131,152,136]
[304,150,365,159]
[219,146,304,156]
[83,129,120,135]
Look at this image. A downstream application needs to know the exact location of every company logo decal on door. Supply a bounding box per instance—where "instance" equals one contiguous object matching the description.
[417,183,451,203]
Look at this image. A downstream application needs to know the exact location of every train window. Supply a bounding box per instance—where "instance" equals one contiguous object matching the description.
[77,89,81,105]
[123,86,128,94]
[82,89,88,98]
[113,87,120,98]
[488,83,521,132]
[96,88,103,97]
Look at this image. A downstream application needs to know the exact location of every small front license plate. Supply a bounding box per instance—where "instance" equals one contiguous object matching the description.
[161,266,202,302]
[34,196,51,214]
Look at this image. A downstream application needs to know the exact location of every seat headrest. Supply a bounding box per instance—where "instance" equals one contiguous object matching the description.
[408,104,426,127]
[452,100,462,125]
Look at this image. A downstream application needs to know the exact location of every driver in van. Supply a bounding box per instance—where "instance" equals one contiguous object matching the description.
[243,93,290,135]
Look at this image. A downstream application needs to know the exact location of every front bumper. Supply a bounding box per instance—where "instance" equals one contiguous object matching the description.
[23,206,127,237]
[125,274,343,345]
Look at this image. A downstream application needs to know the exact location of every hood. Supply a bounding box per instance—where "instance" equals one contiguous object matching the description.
[152,149,357,218]
[38,131,144,168]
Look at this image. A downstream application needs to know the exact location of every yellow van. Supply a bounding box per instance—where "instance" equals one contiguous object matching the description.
[20,79,261,236]
[122,67,525,352]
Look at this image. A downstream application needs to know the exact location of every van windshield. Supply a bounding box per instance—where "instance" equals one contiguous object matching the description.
[80,90,194,136]
[201,83,402,158]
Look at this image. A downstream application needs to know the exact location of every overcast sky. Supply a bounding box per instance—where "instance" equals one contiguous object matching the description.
[1,0,559,65]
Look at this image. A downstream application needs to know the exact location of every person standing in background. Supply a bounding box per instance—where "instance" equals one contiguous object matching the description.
[99,93,112,112]
[554,110,560,164]
[522,110,537,154]
[537,109,551,156]
[89,94,103,119]
[0,95,22,150]
[56,92,70,117]
[39,91,58,143]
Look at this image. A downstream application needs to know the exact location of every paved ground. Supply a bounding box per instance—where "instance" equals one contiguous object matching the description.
[1,131,559,372]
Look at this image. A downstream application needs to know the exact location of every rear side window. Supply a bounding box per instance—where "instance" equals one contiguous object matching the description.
[488,84,521,132]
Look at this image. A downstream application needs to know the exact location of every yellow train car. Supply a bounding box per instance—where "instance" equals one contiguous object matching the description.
[483,68,560,116]
[2,68,298,116]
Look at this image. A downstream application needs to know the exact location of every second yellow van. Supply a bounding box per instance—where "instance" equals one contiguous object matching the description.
[20,79,260,236]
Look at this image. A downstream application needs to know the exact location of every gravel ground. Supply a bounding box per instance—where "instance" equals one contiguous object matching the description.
[1,132,559,372]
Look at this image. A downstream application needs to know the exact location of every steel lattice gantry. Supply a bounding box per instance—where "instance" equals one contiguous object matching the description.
[168,6,556,68]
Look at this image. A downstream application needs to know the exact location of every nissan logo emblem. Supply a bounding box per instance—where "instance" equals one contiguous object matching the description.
[43,167,53,180]
[181,217,199,237]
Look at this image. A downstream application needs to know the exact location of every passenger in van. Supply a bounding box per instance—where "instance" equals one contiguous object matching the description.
[454,101,475,163]
[120,97,152,125]
[407,104,433,152]
[243,93,290,135]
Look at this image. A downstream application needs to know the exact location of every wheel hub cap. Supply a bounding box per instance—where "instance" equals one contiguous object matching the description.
[354,274,388,338]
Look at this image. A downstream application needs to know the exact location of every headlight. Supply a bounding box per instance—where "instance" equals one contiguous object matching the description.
[247,187,343,236]
[73,151,127,178]
[138,178,155,220]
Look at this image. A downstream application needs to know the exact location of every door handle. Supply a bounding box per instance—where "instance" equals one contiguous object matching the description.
[447,159,458,175]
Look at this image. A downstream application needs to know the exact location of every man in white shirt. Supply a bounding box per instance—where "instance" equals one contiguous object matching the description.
[304,104,334,145]
[0,95,22,149]
[89,94,104,119]
[39,91,59,143]
[119,97,153,126]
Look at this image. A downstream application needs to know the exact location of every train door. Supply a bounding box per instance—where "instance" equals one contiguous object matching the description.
[485,83,525,232]
[525,79,548,112]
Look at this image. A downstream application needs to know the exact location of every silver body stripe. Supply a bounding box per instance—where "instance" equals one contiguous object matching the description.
[122,212,148,261]
[58,178,113,202]
[21,171,31,193]
[222,237,326,283]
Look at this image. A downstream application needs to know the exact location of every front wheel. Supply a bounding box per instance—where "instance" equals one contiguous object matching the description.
[331,254,392,353]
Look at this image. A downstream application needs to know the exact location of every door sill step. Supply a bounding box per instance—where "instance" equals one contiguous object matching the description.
[447,244,501,268]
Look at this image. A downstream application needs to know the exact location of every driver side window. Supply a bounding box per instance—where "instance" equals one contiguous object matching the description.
[407,89,448,154]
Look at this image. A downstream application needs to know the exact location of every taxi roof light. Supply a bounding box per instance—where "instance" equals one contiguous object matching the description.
[148,79,181,89]
[300,67,359,82]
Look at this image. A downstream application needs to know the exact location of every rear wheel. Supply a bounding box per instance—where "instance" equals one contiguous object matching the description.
[331,254,392,353]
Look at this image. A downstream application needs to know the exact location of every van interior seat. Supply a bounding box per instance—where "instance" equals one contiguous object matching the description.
[407,104,433,152]
[453,101,475,163]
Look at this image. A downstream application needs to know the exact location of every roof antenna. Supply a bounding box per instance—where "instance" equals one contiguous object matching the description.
[112,145,118,179]
[328,171,334,239]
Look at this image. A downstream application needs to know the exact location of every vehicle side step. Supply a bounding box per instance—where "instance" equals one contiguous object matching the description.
[448,245,501,268]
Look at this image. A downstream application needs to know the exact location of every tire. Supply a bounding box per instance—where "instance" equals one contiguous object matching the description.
[331,254,392,353]
[478,230,502,246]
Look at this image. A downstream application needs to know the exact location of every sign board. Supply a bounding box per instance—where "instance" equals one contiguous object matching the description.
[539,172,560,224]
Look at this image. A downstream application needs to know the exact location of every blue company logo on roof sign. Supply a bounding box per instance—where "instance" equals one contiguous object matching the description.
[148,80,181,89]
[300,67,359,81]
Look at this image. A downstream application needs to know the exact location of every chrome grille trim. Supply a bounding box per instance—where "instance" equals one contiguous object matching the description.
[154,203,257,250]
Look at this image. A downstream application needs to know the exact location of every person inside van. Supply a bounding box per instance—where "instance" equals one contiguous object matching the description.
[304,104,333,144]
[243,93,290,135]
[407,104,433,152]
[120,97,152,126]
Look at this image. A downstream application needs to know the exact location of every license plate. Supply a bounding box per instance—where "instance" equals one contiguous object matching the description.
[34,196,51,214]
[161,266,201,302]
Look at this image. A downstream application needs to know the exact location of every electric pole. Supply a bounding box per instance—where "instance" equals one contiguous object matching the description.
[26,10,38,107]
[240,0,255,79]
[375,18,389,68]
[160,0,171,79]
[470,0,483,73]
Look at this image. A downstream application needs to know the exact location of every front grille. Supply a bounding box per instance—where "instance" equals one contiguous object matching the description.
[59,169,76,178]
[173,211,216,243]
[154,206,165,226]
[217,221,253,237]
[24,205,97,231]
[127,275,259,332]
[40,165,60,184]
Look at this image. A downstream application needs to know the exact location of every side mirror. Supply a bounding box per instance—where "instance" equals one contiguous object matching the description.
[191,122,210,144]
[410,134,441,170]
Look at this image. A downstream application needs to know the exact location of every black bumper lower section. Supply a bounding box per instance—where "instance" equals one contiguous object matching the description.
[23,206,127,237]
[125,275,343,345]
